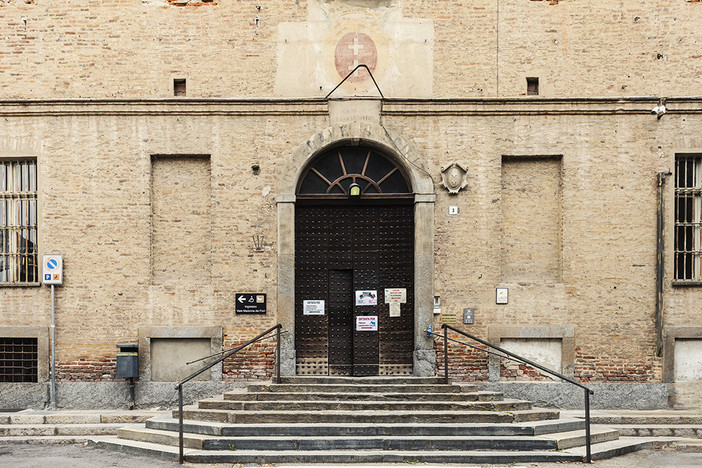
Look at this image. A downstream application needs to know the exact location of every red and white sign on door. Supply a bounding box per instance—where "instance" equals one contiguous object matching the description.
[356,316,378,332]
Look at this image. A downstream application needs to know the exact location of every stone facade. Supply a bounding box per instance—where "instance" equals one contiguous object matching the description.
[1,0,701,409]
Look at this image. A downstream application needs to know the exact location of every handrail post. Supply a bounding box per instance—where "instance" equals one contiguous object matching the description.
[443,326,449,384]
[585,388,592,463]
[275,325,281,384]
[172,325,283,465]
[178,384,184,464]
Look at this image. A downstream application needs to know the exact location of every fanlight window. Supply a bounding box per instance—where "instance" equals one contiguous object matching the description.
[297,146,410,197]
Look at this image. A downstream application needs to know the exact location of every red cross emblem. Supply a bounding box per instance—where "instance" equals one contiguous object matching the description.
[334,32,378,83]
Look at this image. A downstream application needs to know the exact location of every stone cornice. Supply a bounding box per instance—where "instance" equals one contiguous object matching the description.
[1,96,702,116]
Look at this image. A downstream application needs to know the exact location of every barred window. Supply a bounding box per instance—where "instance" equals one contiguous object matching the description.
[675,155,702,281]
[0,337,38,382]
[1,160,38,284]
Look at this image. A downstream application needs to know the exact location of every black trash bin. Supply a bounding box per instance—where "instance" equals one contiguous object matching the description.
[116,344,138,409]
[116,344,139,378]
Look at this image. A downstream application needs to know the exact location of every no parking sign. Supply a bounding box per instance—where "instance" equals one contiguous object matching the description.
[42,254,63,285]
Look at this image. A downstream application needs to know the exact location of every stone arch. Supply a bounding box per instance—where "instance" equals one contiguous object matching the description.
[277,122,436,376]
[278,121,434,198]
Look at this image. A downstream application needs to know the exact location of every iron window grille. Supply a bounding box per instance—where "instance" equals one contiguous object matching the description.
[675,155,702,281]
[1,160,38,284]
[0,337,38,382]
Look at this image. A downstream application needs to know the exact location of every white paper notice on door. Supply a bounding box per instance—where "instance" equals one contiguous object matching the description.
[384,288,406,304]
[355,290,377,306]
[389,303,401,317]
[356,316,378,331]
[303,300,325,315]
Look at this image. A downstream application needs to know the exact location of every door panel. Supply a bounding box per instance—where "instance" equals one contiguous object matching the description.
[353,269,380,376]
[328,269,353,376]
[295,205,414,376]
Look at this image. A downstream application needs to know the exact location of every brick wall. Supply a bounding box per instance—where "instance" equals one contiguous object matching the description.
[0,1,701,98]
[0,98,700,385]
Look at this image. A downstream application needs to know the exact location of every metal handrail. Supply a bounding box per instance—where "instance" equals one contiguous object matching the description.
[174,324,283,464]
[435,324,594,464]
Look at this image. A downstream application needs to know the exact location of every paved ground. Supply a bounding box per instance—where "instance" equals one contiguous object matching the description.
[1,443,701,468]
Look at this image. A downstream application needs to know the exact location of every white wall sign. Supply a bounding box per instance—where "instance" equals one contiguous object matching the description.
[389,303,401,317]
[355,290,377,306]
[42,254,63,285]
[356,316,378,331]
[303,300,325,316]
[496,288,509,304]
[384,288,406,304]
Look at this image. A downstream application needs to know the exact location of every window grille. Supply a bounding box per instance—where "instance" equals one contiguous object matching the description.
[297,146,410,198]
[0,160,38,284]
[0,337,38,382]
[675,155,702,281]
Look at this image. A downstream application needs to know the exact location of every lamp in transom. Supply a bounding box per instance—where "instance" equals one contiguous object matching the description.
[349,183,361,198]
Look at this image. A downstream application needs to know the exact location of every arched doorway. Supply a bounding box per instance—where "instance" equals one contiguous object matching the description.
[294,145,414,376]
[276,121,436,377]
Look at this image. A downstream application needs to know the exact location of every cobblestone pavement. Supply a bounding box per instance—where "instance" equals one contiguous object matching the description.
[1,443,701,468]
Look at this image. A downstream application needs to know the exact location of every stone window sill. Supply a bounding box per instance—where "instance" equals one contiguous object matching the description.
[0,282,42,288]
[672,281,702,287]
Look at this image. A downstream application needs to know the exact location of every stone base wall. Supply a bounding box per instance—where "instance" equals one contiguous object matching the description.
[0,380,685,410]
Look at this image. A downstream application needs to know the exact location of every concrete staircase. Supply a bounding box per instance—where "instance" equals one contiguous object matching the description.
[96,376,655,463]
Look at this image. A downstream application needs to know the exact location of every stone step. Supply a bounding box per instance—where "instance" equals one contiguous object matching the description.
[96,437,588,463]
[608,424,702,438]
[675,440,702,453]
[197,398,533,412]
[247,383,462,393]
[119,426,573,451]
[177,408,559,424]
[0,435,116,445]
[279,376,447,385]
[223,391,503,402]
[541,427,620,449]
[146,417,586,437]
[564,436,675,461]
[0,423,144,437]
[0,412,155,425]
[592,414,702,425]
[561,410,702,426]
[99,435,659,464]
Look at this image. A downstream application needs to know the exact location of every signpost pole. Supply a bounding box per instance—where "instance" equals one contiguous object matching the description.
[43,254,63,411]
[51,284,56,410]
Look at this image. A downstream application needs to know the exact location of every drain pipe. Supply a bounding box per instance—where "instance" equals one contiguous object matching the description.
[656,172,670,357]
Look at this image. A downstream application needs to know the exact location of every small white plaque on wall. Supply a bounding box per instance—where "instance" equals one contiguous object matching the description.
[496,288,509,304]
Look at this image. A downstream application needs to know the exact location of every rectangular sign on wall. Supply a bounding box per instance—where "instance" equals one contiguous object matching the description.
[42,254,63,285]
[235,293,266,314]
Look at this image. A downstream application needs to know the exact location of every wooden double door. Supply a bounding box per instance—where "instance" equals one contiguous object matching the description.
[295,204,414,376]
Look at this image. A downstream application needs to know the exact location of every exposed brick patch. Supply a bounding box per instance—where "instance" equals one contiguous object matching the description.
[501,362,558,381]
[435,342,489,382]
[576,349,658,383]
[56,358,116,382]
[222,340,276,381]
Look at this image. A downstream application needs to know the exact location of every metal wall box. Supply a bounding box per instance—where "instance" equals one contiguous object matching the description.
[116,344,139,379]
